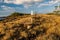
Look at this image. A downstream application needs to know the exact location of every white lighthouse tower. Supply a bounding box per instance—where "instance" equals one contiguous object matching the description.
[31,10,34,15]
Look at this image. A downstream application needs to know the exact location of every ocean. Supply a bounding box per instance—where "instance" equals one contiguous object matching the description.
[0,17,5,20]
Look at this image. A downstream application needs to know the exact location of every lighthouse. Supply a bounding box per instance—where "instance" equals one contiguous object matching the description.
[31,10,34,15]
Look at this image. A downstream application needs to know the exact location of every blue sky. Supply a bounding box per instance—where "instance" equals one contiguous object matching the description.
[0,0,60,16]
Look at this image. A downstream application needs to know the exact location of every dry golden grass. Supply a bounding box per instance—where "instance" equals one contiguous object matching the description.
[0,14,60,40]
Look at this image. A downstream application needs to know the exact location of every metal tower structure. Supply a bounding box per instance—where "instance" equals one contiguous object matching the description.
[57,3,60,10]
[55,2,60,11]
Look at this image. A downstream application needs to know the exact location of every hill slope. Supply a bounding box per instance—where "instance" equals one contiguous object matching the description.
[0,14,60,40]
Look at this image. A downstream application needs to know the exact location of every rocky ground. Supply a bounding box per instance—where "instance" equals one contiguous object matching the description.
[0,14,60,40]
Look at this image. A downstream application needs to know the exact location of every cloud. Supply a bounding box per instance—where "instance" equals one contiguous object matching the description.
[24,4,32,8]
[0,0,3,2]
[1,5,15,11]
[53,0,60,1]
[0,5,16,16]
[3,0,43,8]
[4,0,43,4]
[38,0,59,7]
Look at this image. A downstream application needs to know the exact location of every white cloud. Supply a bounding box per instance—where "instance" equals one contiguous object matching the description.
[4,0,43,8]
[0,5,16,16]
[1,5,15,11]
[48,1,58,4]
[24,4,32,8]
[53,0,60,1]
[38,0,59,7]
[4,0,43,4]
[4,0,14,3]
[3,0,60,8]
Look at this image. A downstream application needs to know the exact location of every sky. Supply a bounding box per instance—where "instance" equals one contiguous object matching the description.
[0,0,60,17]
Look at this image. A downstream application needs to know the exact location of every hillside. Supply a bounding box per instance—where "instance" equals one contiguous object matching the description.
[0,14,60,40]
